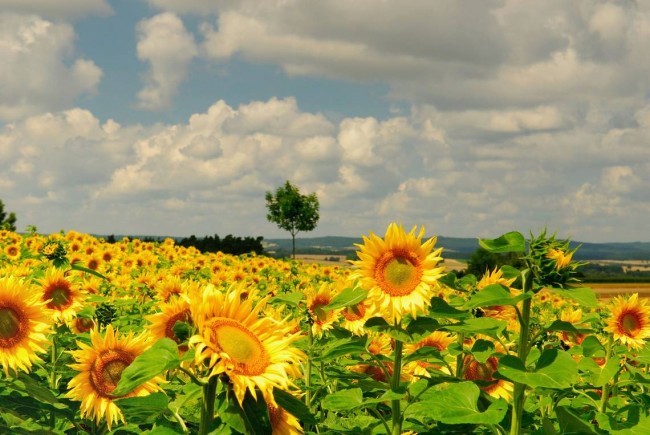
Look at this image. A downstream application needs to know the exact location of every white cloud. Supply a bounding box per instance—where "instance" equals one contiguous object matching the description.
[3,89,650,241]
[136,12,198,110]
[0,14,102,121]
[0,0,112,20]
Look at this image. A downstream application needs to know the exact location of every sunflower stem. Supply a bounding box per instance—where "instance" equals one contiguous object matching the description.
[304,325,314,432]
[510,271,532,435]
[391,339,404,435]
[49,334,58,429]
[199,375,218,435]
[455,332,465,379]
[599,335,614,413]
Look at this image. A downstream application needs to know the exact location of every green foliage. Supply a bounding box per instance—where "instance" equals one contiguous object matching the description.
[178,233,264,255]
[0,200,16,231]
[265,180,319,258]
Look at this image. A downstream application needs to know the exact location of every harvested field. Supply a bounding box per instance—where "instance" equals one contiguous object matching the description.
[588,282,650,298]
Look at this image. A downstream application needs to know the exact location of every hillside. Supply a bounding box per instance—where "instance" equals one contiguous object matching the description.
[264,236,650,261]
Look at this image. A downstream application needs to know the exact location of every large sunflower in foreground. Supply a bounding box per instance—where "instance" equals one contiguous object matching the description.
[66,325,162,430]
[189,284,304,406]
[349,223,445,324]
[604,293,650,350]
[0,277,51,375]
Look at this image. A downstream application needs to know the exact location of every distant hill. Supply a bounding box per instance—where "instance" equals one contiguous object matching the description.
[264,236,650,261]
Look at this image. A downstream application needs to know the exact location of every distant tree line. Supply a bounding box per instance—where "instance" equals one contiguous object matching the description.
[177,234,264,255]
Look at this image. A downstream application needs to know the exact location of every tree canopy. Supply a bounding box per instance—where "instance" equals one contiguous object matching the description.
[265,180,319,258]
[0,200,17,231]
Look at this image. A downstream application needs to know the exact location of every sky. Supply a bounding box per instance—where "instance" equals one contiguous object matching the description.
[1,0,650,244]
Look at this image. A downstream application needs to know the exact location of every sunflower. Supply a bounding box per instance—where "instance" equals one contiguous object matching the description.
[339,297,374,336]
[349,223,445,324]
[40,268,85,324]
[403,331,455,378]
[558,308,586,347]
[189,284,304,406]
[0,277,51,375]
[546,248,573,270]
[604,293,650,350]
[269,403,303,435]
[66,325,162,430]
[463,354,512,401]
[145,296,193,353]
[476,268,520,332]
[306,282,341,338]
[3,242,21,261]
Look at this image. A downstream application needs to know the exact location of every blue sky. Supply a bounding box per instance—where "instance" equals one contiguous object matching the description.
[1,0,650,243]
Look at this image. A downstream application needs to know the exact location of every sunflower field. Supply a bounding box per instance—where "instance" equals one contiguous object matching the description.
[0,224,649,434]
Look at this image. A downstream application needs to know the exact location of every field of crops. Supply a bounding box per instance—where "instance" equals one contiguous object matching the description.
[0,225,649,434]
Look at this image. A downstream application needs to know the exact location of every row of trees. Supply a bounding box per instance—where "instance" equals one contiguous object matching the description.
[0,180,322,258]
[177,234,264,255]
[0,200,16,231]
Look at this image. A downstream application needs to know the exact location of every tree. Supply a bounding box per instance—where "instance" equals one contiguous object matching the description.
[0,199,17,231]
[265,180,320,259]
[466,247,525,277]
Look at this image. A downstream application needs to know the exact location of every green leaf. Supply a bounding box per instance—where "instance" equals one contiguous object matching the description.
[578,357,620,388]
[405,317,440,342]
[497,349,578,389]
[555,405,598,434]
[269,291,304,306]
[478,232,526,253]
[240,390,272,435]
[321,388,364,411]
[443,317,507,338]
[428,297,470,319]
[463,284,531,310]
[545,320,583,334]
[273,388,317,425]
[549,287,598,308]
[114,392,169,424]
[500,265,521,280]
[403,346,446,365]
[364,317,411,343]
[325,287,368,310]
[470,339,496,364]
[113,338,181,396]
[580,335,605,358]
[313,336,368,361]
[70,262,108,280]
[404,382,507,425]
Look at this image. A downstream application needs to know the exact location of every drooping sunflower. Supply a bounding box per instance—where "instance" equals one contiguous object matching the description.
[189,284,304,406]
[604,293,650,350]
[39,268,85,324]
[349,223,445,324]
[476,268,520,332]
[306,282,341,338]
[66,325,162,430]
[145,296,193,353]
[463,354,513,401]
[0,276,51,375]
[269,403,303,434]
[403,331,455,378]
[339,297,374,336]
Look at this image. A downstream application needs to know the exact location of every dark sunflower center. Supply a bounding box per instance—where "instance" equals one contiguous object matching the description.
[310,295,331,324]
[375,249,423,296]
[0,307,21,341]
[103,360,129,386]
[90,349,135,397]
[343,303,366,321]
[211,319,269,376]
[49,286,72,308]
[621,312,641,335]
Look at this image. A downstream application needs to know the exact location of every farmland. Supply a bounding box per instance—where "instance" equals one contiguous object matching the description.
[1,227,650,434]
